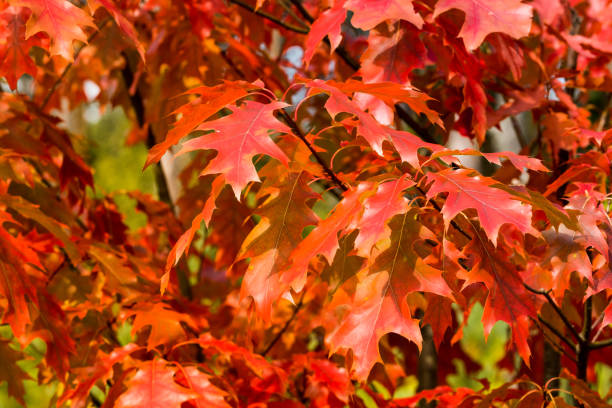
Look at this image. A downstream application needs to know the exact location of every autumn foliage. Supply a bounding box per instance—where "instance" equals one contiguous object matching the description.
[2,0,612,406]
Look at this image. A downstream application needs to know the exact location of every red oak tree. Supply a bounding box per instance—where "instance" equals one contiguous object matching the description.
[1,0,612,406]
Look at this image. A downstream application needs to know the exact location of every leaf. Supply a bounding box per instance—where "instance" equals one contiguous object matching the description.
[177,100,290,199]
[360,23,426,86]
[345,0,423,31]
[177,366,230,408]
[433,0,533,50]
[429,149,548,172]
[128,302,198,350]
[60,344,139,408]
[145,82,255,167]
[280,183,371,292]
[328,270,422,380]
[338,80,443,129]
[0,338,29,405]
[426,169,538,244]
[306,79,442,164]
[0,193,80,262]
[565,185,610,262]
[162,176,225,294]
[329,211,449,379]
[351,176,414,257]
[422,295,454,348]
[14,0,95,60]
[89,0,145,60]
[462,238,537,365]
[116,360,197,408]
[239,170,318,320]
[303,2,345,66]
[0,7,39,90]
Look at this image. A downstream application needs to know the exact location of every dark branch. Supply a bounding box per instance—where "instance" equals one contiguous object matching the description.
[228,0,309,33]
[120,52,174,210]
[590,337,612,350]
[536,315,576,351]
[261,293,305,356]
[278,109,349,193]
[523,283,582,342]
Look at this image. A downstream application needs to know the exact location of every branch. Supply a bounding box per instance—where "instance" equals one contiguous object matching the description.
[581,296,592,343]
[536,315,576,351]
[590,337,612,350]
[228,0,309,33]
[120,52,174,210]
[277,109,348,193]
[261,293,305,356]
[523,283,582,342]
[40,18,112,110]
[288,0,314,23]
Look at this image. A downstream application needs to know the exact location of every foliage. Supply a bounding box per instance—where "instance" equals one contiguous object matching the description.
[1,0,612,406]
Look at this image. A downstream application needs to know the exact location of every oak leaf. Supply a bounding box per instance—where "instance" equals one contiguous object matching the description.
[345,0,423,31]
[433,0,533,50]
[14,0,95,60]
[116,360,197,408]
[426,169,538,244]
[177,100,290,200]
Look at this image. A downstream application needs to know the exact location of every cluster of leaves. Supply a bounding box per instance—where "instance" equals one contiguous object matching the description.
[2,0,612,406]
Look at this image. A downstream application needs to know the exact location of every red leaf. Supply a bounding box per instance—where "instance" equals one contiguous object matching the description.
[426,169,538,244]
[116,360,197,408]
[15,0,95,60]
[178,100,290,199]
[0,7,38,89]
[128,302,199,350]
[345,0,423,31]
[177,366,230,408]
[145,82,255,168]
[433,0,533,50]
[281,183,371,292]
[304,2,345,65]
[328,270,422,379]
[89,0,145,60]
[351,176,414,257]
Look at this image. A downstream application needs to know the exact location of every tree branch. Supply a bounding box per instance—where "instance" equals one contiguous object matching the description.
[261,293,305,356]
[590,337,612,350]
[120,52,174,211]
[523,283,582,342]
[228,0,309,33]
[277,109,348,193]
[536,315,576,351]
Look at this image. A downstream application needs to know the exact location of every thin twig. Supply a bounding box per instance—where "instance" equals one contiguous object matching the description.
[288,0,314,23]
[229,0,309,33]
[590,337,612,350]
[278,0,310,29]
[537,321,578,362]
[261,293,305,356]
[535,315,576,351]
[523,283,582,342]
[40,18,112,110]
[278,109,349,192]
